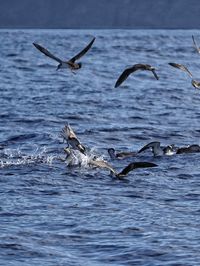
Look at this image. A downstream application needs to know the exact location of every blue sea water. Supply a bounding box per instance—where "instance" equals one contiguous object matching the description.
[1,29,200,265]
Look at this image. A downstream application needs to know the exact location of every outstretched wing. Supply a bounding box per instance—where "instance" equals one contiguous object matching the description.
[115,67,136,88]
[61,124,86,154]
[33,43,62,63]
[151,69,159,80]
[117,162,157,178]
[138,141,160,153]
[89,159,117,175]
[192,35,200,54]
[168,62,193,78]
[69,37,95,63]
[61,124,76,141]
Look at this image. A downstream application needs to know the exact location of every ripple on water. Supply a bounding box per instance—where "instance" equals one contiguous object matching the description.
[1,29,200,266]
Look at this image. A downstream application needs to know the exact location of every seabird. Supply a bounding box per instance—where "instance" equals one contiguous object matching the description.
[138,141,176,157]
[168,62,193,78]
[192,35,200,54]
[176,144,200,154]
[61,124,86,154]
[90,159,157,179]
[64,147,157,179]
[191,79,200,89]
[114,63,159,88]
[108,148,137,159]
[33,37,95,72]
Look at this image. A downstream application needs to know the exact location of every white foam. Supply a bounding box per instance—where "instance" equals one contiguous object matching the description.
[65,148,103,168]
[0,146,55,168]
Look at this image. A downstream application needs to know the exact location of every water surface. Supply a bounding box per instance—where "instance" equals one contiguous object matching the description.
[1,29,200,265]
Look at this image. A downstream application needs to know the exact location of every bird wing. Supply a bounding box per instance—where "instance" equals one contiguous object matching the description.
[115,67,136,88]
[33,43,62,63]
[61,124,86,154]
[89,159,117,175]
[69,37,95,63]
[138,142,160,153]
[61,124,76,141]
[117,162,157,178]
[151,69,159,80]
[192,35,200,53]
[168,62,193,78]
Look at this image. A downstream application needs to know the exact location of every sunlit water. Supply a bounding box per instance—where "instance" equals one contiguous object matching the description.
[1,29,200,265]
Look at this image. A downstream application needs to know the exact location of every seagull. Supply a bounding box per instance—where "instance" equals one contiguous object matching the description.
[108,148,137,159]
[61,124,86,155]
[138,141,176,157]
[168,62,193,78]
[33,37,95,72]
[192,35,200,54]
[114,63,159,88]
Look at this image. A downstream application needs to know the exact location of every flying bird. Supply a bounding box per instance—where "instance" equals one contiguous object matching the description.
[168,62,193,78]
[192,35,200,54]
[33,37,95,72]
[114,63,159,88]
[191,79,200,89]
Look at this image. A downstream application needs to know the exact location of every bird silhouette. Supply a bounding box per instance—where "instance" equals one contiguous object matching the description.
[114,63,159,88]
[33,37,95,72]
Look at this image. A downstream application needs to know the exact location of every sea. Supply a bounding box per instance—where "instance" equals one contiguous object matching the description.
[1,29,200,266]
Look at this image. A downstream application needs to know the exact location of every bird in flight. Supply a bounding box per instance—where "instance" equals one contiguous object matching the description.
[168,62,193,78]
[192,35,200,54]
[114,63,159,88]
[33,37,95,72]
[191,79,200,89]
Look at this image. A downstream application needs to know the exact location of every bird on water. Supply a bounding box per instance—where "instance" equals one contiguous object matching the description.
[108,148,137,159]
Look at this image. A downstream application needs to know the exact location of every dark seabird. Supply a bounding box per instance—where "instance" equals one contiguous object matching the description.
[108,148,137,159]
[168,62,193,78]
[33,37,95,72]
[191,79,200,89]
[138,141,176,157]
[114,63,159,88]
[176,144,200,154]
[64,147,157,178]
[192,35,200,54]
[89,159,157,179]
[61,124,86,154]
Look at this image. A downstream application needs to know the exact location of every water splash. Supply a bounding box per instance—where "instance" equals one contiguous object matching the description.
[65,147,103,168]
[0,146,55,168]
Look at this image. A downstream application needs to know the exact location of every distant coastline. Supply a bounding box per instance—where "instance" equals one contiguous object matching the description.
[0,0,199,29]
